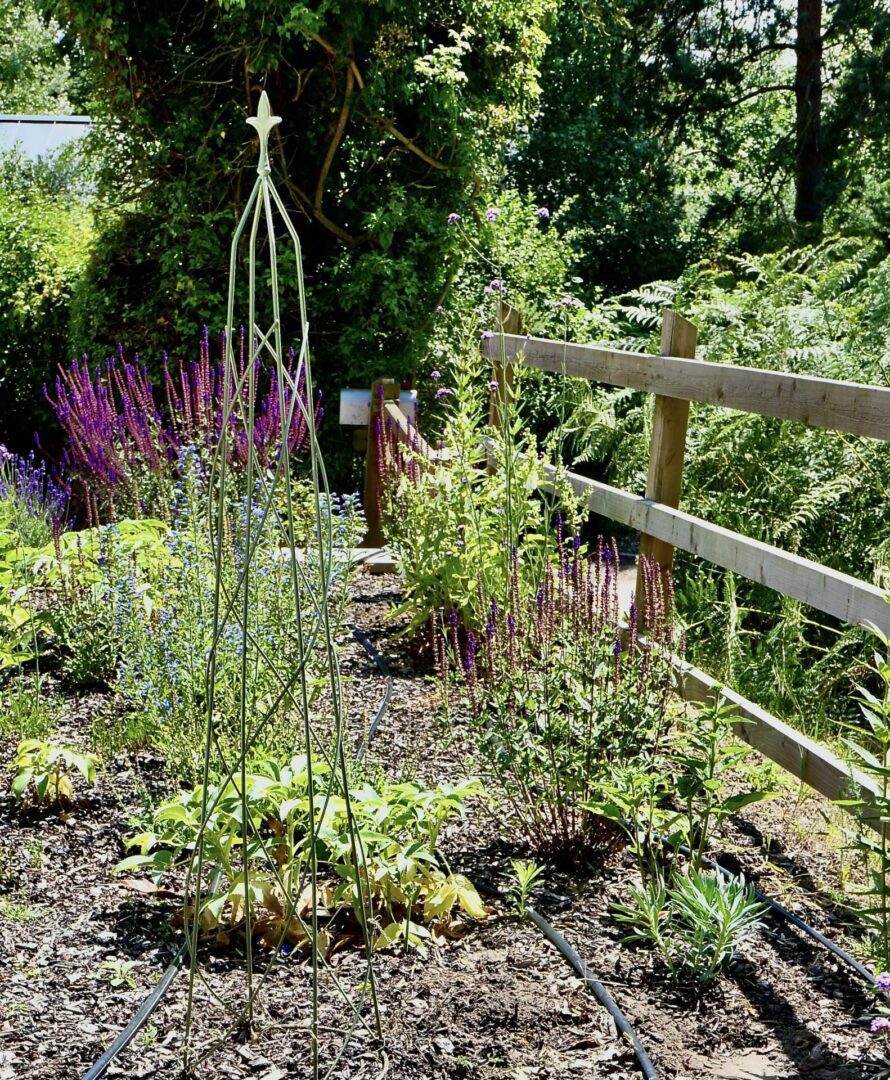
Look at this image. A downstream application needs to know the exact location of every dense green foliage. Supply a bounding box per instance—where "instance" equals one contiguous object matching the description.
[53,0,555,384]
[117,766,486,954]
[0,1,75,113]
[515,0,890,280]
[519,236,890,735]
[0,150,94,446]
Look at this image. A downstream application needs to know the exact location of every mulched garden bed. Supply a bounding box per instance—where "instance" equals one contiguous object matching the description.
[0,571,885,1080]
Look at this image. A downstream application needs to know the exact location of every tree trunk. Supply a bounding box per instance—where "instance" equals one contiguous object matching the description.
[795,0,823,223]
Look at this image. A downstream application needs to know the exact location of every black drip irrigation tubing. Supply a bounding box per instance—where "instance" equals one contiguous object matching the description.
[80,625,875,1080]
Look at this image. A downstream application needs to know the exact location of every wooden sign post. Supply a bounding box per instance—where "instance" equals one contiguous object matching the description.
[362,378,400,547]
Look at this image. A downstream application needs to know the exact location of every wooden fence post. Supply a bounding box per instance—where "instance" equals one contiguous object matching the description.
[489,302,523,432]
[635,310,698,618]
[362,378,400,547]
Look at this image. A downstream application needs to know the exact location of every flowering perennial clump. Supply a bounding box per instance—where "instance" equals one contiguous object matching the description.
[442,526,680,857]
[0,446,70,547]
[45,326,320,520]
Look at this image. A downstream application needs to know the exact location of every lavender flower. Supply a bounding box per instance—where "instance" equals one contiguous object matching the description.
[447,213,461,225]
[481,331,494,341]
[484,208,502,222]
[877,973,890,993]
[434,387,453,400]
[871,1017,890,1034]
[430,370,441,381]
[537,207,549,220]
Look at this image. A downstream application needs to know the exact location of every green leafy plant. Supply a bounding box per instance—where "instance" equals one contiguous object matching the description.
[380,327,553,633]
[9,738,98,806]
[614,867,766,987]
[837,625,890,967]
[453,541,678,857]
[116,759,487,955]
[673,699,778,867]
[100,456,364,777]
[99,959,139,989]
[507,859,545,917]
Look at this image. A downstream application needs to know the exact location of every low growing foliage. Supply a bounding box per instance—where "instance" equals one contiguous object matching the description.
[116,759,486,955]
[614,868,766,987]
[9,738,98,806]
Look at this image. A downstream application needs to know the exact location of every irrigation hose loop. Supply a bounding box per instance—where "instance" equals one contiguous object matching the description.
[80,865,223,1080]
[81,946,186,1080]
[526,908,660,1080]
[348,622,393,753]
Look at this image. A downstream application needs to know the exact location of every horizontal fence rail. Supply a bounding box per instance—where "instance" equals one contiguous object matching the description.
[484,333,890,441]
[489,309,890,832]
[545,464,890,638]
[672,653,882,823]
[382,400,452,462]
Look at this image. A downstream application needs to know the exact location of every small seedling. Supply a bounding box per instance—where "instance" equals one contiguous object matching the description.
[9,738,98,806]
[25,839,44,869]
[507,859,545,917]
[0,893,48,923]
[100,959,139,989]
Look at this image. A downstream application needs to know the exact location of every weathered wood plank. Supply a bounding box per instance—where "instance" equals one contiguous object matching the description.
[485,333,890,441]
[382,400,452,462]
[545,465,890,636]
[636,311,697,613]
[363,379,399,547]
[489,303,523,434]
[670,652,883,831]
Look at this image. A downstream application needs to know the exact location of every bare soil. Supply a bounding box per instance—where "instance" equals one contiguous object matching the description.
[0,571,886,1080]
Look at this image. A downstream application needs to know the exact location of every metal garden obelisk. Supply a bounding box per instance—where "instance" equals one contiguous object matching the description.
[181,91,378,1078]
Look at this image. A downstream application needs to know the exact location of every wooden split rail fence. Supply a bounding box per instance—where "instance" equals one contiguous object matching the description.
[362,309,890,828]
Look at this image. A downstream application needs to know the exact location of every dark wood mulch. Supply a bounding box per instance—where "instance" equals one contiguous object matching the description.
[0,570,885,1079]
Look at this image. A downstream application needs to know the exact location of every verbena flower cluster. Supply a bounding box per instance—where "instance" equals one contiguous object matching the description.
[44,327,321,520]
[872,972,890,1034]
[443,527,680,857]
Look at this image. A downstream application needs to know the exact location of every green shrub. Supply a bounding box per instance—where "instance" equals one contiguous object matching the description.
[9,738,98,806]
[0,148,93,447]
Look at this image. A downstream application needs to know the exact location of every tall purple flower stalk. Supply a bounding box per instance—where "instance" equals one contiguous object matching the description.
[45,328,321,520]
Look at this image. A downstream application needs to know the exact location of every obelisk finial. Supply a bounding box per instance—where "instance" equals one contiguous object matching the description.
[247,90,281,176]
